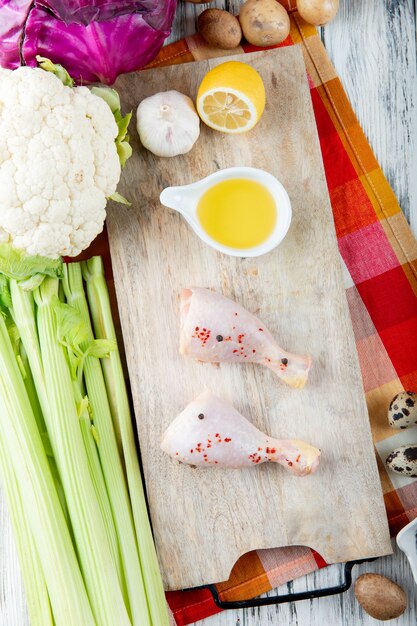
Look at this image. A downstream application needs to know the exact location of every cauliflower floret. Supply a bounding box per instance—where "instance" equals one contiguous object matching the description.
[0,67,122,259]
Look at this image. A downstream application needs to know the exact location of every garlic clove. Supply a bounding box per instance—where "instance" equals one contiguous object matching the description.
[136,90,200,158]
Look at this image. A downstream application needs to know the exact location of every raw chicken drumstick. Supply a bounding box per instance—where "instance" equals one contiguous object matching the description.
[161,391,320,476]
[180,288,312,388]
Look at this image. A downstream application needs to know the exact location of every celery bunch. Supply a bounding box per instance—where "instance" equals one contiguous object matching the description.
[0,251,169,626]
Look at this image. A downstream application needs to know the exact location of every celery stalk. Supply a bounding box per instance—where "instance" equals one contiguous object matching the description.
[9,281,71,527]
[19,344,45,432]
[9,281,49,419]
[0,434,54,626]
[82,257,170,626]
[63,263,150,626]
[75,387,124,594]
[0,313,95,626]
[34,277,132,626]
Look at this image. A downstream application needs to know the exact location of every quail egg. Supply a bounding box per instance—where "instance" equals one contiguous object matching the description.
[388,391,417,429]
[386,444,417,477]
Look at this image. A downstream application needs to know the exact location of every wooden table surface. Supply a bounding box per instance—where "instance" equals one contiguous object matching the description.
[1,1,416,625]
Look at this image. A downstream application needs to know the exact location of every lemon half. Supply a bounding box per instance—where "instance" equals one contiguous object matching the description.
[196,61,266,134]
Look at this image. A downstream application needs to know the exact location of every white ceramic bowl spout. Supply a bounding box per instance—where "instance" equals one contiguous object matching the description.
[397,517,417,585]
[159,167,292,258]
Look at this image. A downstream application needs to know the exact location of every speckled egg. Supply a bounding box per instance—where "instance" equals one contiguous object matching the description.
[386,444,417,477]
[388,391,417,429]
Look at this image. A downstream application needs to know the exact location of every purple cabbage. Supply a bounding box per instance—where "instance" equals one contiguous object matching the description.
[0,0,177,84]
[0,0,32,69]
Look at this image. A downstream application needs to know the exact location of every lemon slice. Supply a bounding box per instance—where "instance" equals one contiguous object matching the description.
[196,61,266,134]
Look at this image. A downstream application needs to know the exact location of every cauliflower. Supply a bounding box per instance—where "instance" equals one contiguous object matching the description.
[0,66,123,259]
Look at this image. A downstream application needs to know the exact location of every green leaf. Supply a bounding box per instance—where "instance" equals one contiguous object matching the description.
[0,275,11,311]
[54,302,90,349]
[84,339,116,360]
[90,86,132,169]
[116,113,132,144]
[116,112,132,168]
[18,273,46,291]
[36,56,74,88]
[0,244,63,281]
[108,191,131,206]
[16,354,27,380]
[6,318,21,359]
[91,425,100,445]
[113,110,123,123]
[90,87,121,114]
[77,396,90,419]
[69,348,82,382]
[116,140,133,169]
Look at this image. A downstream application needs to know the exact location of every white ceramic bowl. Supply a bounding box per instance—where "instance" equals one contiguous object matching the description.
[397,517,417,585]
[159,167,292,258]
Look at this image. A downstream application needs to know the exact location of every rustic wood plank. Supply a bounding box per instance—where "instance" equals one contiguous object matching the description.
[109,46,390,591]
[321,0,417,236]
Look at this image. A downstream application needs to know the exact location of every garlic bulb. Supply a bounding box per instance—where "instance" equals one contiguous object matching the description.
[136,90,200,157]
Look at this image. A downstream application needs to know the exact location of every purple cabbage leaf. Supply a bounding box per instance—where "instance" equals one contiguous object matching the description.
[0,0,177,84]
[0,0,32,68]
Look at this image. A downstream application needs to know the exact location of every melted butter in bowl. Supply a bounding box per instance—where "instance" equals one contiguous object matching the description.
[197,179,277,250]
[160,167,291,258]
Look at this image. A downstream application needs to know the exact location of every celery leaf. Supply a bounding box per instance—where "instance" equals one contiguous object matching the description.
[19,274,47,291]
[77,396,90,419]
[6,318,21,358]
[84,339,116,360]
[55,302,90,349]
[0,244,63,281]
[0,275,11,311]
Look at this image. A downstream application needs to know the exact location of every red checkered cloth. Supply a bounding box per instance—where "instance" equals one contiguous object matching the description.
[91,6,417,624]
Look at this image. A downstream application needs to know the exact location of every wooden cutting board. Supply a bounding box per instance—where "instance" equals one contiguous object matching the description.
[108,47,392,591]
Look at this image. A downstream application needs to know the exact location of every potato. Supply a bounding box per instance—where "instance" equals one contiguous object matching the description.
[296,0,339,26]
[354,574,407,621]
[198,9,242,49]
[239,0,290,47]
